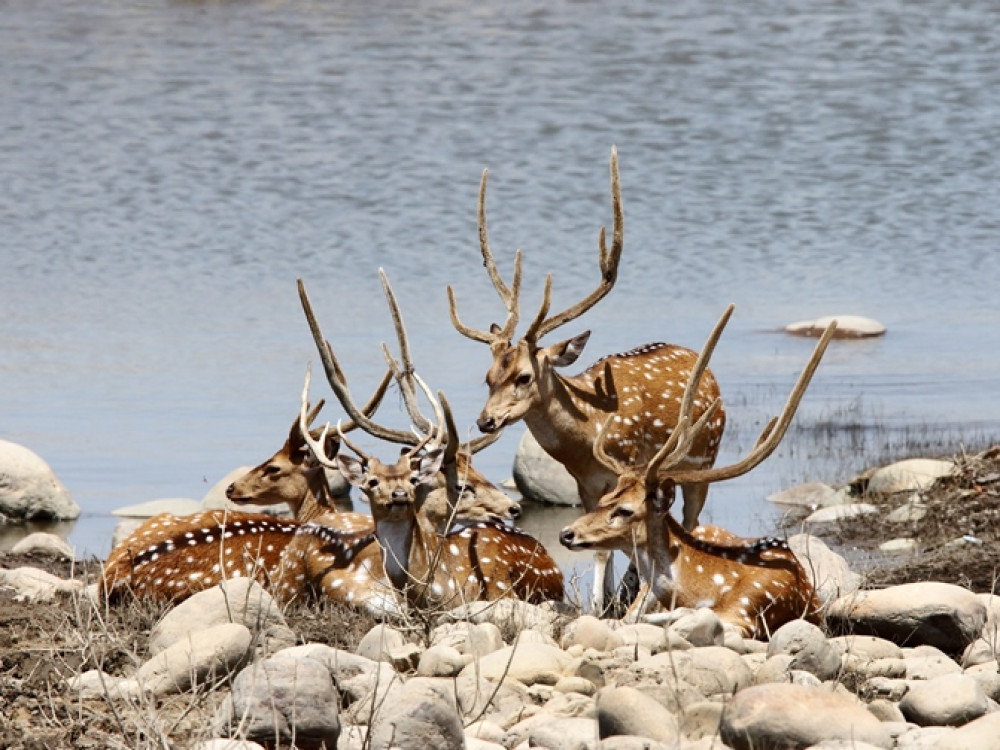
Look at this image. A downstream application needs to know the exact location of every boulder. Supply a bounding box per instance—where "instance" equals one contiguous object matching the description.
[367,676,464,750]
[0,440,79,520]
[134,622,253,697]
[719,683,892,749]
[767,482,842,509]
[0,566,83,602]
[225,652,340,748]
[463,641,577,686]
[596,685,680,744]
[560,615,624,652]
[803,503,878,526]
[10,531,74,559]
[933,711,1000,750]
[827,582,987,653]
[112,498,203,518]
[511,430,580,506]
[766,620,841,681]
[149,578,293,655]
[864,458,955,494]
[898,673,992,727]
[787,533,861,607]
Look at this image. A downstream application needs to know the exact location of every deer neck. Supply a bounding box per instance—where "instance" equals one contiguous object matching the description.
[374,513,416,591]
[522,369,617,500]
[294,468,340,523]
[643,512,691,607]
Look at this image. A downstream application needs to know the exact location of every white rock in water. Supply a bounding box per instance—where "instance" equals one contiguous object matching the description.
[0,440,79,520]
[785,315,886,339]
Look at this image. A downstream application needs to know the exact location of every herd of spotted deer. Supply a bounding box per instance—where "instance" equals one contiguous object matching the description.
[99,148,838,640]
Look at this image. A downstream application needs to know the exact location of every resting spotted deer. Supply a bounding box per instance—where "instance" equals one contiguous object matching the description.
[447,147,725,607]
[99,384,390,605]
[298,271,564,610]
[559,307,834,638]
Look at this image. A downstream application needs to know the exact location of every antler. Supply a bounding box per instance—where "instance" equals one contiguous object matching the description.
[447,167,523,348]
[299,277,423,447]
[298,366,342,471]
[448,146,623,349]
[523,146,624,345]
[664,317,838,486]
[380,268,502,455]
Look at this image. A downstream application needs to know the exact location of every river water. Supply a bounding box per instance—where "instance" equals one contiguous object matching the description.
[2,1,998,580]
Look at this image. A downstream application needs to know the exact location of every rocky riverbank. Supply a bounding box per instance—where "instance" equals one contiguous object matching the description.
[1,445,999,749]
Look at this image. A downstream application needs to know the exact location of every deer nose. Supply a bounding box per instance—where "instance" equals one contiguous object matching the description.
[225,483,235,499]
[391,489,409,502]
[509,503,522,519]
[558,528,576,547]
[477,415,498,433]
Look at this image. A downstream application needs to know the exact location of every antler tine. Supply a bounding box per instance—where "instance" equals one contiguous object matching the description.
[336,420,372,465]
[298,277,419,446]
[669,320,838,485]
[438,391,461,464]
[378,268,434,435]
[479,168,523,341]
[298,366,341,471]
[529,146,625,343]
[448,167,524,345]
[337,368,394,434]
[645,398,723,485]
[466,428,503,455]
[409,371,446,448]
[592,414,629,474]
[677,303,734,430]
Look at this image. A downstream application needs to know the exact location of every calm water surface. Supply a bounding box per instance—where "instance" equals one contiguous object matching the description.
[2,1,999,576]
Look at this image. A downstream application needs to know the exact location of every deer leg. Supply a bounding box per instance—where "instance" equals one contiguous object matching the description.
[679,482,709,531]
[591,551,617,615]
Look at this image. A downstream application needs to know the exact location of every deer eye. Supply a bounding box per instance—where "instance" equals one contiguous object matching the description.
[515,372,532,386]
[263,465,282,477]
[454,483,473,497]
[612,506,635,520]
[367,477,379,489]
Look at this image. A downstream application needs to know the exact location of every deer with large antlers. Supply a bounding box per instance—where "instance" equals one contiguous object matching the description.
[447,147,726,608]
[298,270,564,610]
[559,307,833,638]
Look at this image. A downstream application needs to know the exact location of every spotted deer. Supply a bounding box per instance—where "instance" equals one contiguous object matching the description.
[298,271,564,610]
[559,308,834,638]
[99,385,390,605]
[447,147,725,607]
[329,394,564,609]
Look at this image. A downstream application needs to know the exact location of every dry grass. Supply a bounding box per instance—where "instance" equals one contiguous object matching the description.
[0,553,380,750]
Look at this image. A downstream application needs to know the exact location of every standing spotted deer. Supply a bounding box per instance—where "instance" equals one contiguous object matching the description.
[447,147,725,607]
[559,308,834,638]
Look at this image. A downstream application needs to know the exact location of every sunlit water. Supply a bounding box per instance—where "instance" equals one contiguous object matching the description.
[2,1,998,589]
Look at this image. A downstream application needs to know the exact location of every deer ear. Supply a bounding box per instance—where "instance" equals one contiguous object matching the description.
[413,447,445,483]
[650,479,676,514]
[543,331,591,368]
[336,454,367,488]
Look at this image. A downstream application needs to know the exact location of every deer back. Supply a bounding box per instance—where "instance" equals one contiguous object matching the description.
[100,510,300,603]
